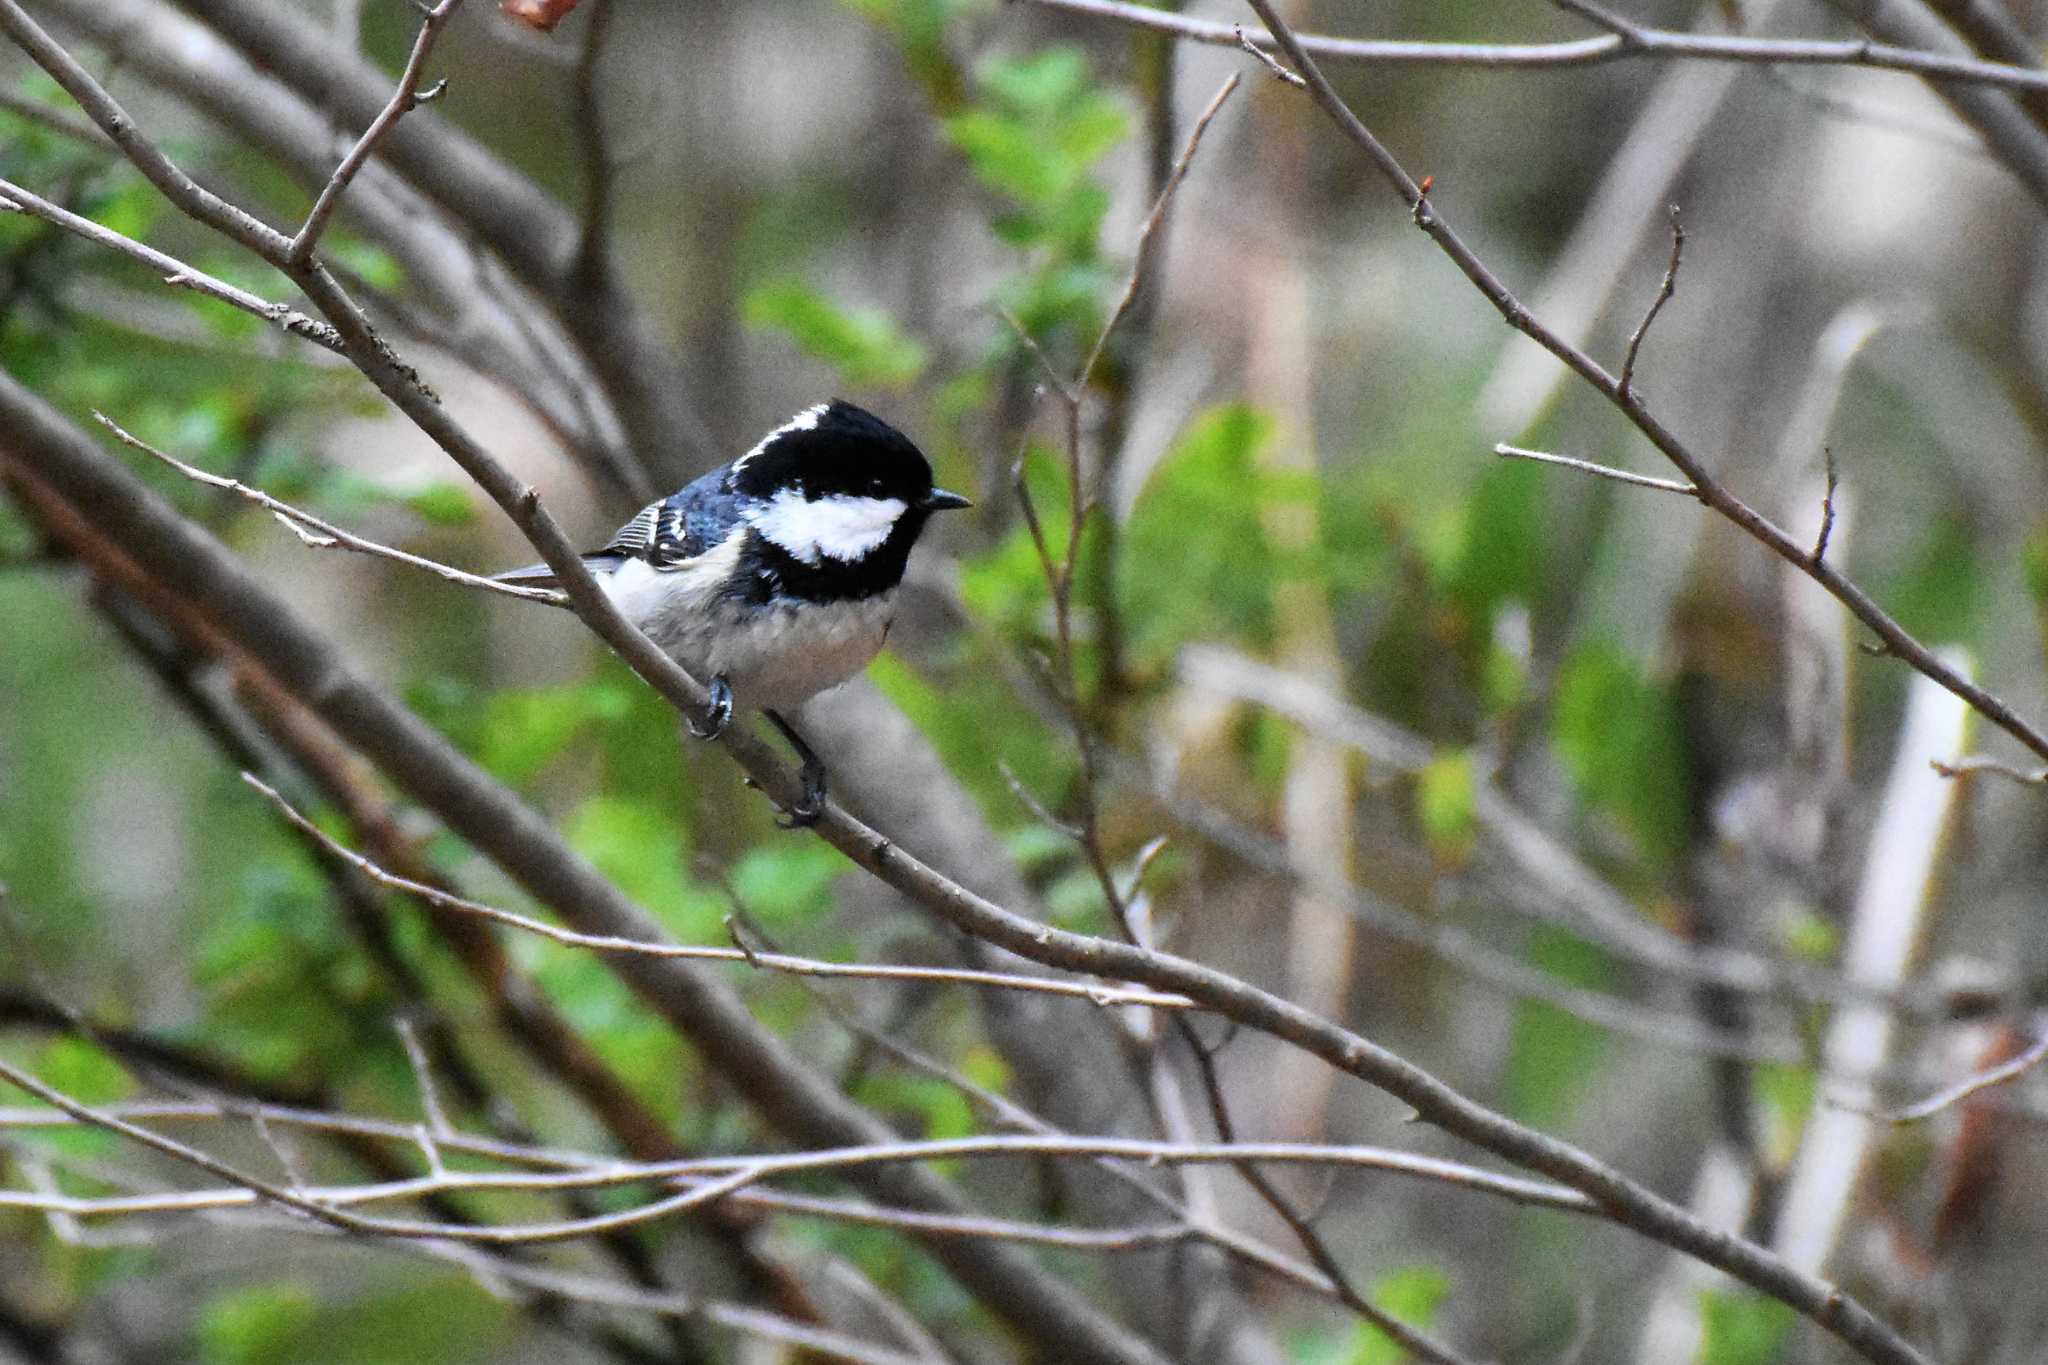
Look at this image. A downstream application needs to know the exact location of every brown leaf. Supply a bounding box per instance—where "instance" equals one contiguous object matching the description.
[500,0,581,32]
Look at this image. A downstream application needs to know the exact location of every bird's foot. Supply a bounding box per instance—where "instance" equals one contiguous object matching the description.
[764,708,827,829]
[775,760,827,830]
[687,675,734,740]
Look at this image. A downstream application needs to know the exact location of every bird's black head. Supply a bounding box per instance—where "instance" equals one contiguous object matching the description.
[731,400,958,508]
[729,400,970,600]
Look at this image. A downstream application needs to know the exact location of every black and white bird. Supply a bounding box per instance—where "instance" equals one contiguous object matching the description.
[498,399,970,825]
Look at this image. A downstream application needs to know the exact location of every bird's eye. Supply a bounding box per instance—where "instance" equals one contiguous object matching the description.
[866,478,886,497]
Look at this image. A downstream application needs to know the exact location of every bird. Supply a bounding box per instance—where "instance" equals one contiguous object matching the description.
[496,399,971,826]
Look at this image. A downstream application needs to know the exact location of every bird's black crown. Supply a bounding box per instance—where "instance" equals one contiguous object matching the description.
[731,399,937,506]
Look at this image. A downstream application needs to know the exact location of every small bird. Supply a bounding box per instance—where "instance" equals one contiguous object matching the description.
[497,399,970,826]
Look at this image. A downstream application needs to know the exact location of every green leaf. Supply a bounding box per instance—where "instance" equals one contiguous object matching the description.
[197,1282,319,1365]
[946,108,1069,207]
[840,0,987,46]
[1779,912,1836,963]
[1349,1264,1452,1365]
[1444,458,1543,641]
[474,679,634,788]
[942,47,1128,251]
[1122,403,1310,669]
[1416,749,1478,862]
[1881,513,1981,646]
[1504,927,1612,1128]
[743,278,928,389]
[856,1071,978,1142]
[1551,641,1689,869]
[564,794,721,939]
[309,1274,508,1365]
[34,1037,132,1105]
[1751,1063,1816,1168]
[325,237,405,292]
[866,651,1075,824]
[402,483,476,527]
[2023,524,2048,605]
[729,841,850,931]
[1697,1289,1796,1365]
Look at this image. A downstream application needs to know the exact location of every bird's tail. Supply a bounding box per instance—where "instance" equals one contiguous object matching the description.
[493,562,561,591]
[492,553,626,597]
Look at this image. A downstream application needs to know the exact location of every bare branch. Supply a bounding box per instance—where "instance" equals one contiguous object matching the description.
[1493,443,1699,497]
[91,412,564,606]
[1813,445,1839,566]
[570,0,618,275]
[0,176,342,351]
[0,0,289,258]
[1931,755,2048,786]
[1078,73,1239,392]
[1859,1030,2048,1124]
[1619,204,1682,398]
[1014,0,2048,94]
[245,773,1194,1010]
[1234,24,1303,86]
[286,0,463,266]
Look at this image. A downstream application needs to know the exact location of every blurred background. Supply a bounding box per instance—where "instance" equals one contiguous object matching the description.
[5,0,2048,1361]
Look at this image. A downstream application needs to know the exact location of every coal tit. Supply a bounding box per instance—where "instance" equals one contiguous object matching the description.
[497,399,970,826]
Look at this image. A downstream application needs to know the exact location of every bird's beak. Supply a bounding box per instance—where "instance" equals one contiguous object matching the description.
[922,488,972,511]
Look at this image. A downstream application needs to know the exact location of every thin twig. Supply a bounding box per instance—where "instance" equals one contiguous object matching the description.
[0,176,343,352]
[991,304,1078,408]
[1235,24,1304,85]
[1619,205,1682,398]
[1930,755,2048,785]
[1813,446,1839,565]
[1242,8,1936,1360]
[1493,443,1699,496]
[245,773,1193,1010]
[0,1107,1600,1223]
[92,411,564,605]
[1857,1031,2048,1124]
[1078,74,1239,392]
[287,0,462,265]
[1551,0,1644,44]
[394,1015,453,1149]
[1013,0,2048,94]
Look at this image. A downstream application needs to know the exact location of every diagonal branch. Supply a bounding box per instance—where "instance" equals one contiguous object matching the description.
[286,0,462,266]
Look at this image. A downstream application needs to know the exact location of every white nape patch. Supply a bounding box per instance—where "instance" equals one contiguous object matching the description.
[746,489,906,564]
[731,402,829,477]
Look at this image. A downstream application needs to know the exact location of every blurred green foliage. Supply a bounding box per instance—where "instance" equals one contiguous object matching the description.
[1697,1290,1796,1365]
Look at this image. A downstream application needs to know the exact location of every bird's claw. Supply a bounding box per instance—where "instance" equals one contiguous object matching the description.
[688,675,733,740]
[775,762,828,830]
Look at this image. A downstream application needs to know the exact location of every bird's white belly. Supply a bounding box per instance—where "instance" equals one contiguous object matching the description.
[601,554,895,712]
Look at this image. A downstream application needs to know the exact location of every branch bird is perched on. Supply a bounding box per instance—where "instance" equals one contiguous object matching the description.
[498,400,971,826]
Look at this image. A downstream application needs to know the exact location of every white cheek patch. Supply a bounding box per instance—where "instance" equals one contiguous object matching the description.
[747,490,907,564]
